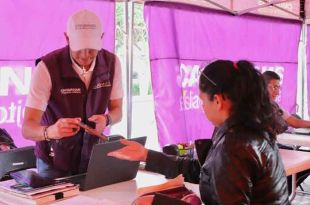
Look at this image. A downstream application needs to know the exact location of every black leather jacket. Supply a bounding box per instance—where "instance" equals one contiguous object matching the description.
[145,123,290,205]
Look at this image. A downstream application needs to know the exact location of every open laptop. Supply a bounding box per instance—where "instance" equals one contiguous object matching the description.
[59,136,147,191]
[0,146,36,180]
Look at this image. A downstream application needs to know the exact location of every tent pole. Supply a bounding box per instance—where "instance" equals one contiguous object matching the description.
[203,0,236,15]
[258,0,300,18]
[300,0,305,19]
[237,0,297,16]
[297,22,308,119]
[125,1,134,138]
[130,3,135,136]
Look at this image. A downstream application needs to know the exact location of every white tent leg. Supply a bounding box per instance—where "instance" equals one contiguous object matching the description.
[296,22,308,119]
[125,1,134,138]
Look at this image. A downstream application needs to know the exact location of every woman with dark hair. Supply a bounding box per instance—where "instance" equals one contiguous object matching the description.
[109,60,289,204]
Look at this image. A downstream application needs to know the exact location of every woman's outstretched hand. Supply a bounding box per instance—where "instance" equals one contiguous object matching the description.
[108,139,148,162]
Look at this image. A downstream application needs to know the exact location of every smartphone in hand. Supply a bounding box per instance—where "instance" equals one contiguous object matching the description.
[79,122,109,141]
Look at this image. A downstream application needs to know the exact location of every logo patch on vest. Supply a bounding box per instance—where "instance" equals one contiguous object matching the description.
[93,81,111,89]
[60,88,81,94]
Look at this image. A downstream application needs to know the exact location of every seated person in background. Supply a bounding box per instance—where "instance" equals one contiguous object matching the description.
[263,70,310,191]
[262,70,310,130]
[0,128,17,151]
[109,60,290,205]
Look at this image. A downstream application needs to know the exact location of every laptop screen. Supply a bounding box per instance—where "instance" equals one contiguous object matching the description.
[0,146,36,180]
[80,136,147,191]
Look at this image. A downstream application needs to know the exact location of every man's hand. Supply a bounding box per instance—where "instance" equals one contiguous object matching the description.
[47,118,81,140]
[88,114,108,134]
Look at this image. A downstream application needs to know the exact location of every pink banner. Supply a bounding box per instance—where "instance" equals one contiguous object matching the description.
[145,2,301,146]
[0,0,115,147]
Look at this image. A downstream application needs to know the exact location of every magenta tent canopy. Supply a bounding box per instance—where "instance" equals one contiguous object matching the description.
[0,0,115,60]
[137,0,309,145]
[134,0,310,23]
[0,0,115,147]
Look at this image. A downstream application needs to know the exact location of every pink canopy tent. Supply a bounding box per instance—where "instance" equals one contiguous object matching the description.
[135,0,310,22]
[134,0,310,145]
[0,0,115,147]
